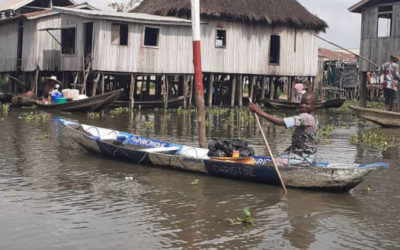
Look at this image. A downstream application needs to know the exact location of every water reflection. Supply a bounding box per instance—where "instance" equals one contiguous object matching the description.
[0,107,399,249]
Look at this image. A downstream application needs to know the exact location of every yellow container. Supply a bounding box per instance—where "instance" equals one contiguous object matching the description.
[232,150,240,158]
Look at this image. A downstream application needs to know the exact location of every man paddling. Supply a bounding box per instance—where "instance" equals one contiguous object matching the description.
[249,93,318,167]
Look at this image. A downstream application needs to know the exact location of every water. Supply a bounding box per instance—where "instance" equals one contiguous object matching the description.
[0,106,399,249]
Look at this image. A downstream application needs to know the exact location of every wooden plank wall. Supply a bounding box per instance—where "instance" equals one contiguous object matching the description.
[60,14,85,71]
[201,20,319,76]
[82,16,318,76]
[360,2,400,72]
[0,21,18,72]
[21,15,61,71]
[93,20,194,74]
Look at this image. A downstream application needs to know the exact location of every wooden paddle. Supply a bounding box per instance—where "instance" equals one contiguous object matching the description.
[250,100,288,194]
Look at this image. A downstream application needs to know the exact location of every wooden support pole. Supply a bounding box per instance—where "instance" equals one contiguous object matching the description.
[91,73,101,97]
[146,75,150,96]
[238,75,243,107]
[139,75,145,101]
[249,75,255,103]
[129,73,135,109]
[189,75,194,108]
[101,73,105,94]
[183,75,188,109]
[163,75,168,109]
[231,75,236,108]
[208,73,214,107]
[269,77,275,100]
[359,72,367,107]
[261,76,266,101]
[34,69,39,96]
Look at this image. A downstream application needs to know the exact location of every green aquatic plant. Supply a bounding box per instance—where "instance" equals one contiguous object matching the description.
[338,100,385,112]
[350,128,396,150]
[242,207,255,226]
[1,103,10,116]
[87,112,100,119]
[318,124,335,138]
[226,207,255,226]
[23,112,48,122]
[110,107,130,115]
[141,121,154,128]
[206,107,230,115]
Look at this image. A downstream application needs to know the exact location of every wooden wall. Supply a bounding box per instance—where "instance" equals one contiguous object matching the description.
[21,15,61,71]
[201,20,319,76]
[92,19,193,74]
[65,15,319,76]
[359,2,400,72]
[60,14,86,71]
[0,21,18,72]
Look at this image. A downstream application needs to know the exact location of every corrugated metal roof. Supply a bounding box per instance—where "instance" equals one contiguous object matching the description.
[319,48,358,61]
[0,0,75,12]
[348,0,395,13]
[52,6,192,25]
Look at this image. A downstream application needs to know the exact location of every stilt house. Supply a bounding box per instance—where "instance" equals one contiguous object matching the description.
[349,0,400,105]
[132,0,328,104]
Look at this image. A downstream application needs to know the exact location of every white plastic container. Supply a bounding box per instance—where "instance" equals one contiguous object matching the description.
[71,89,79,100]
[62,89,71,99]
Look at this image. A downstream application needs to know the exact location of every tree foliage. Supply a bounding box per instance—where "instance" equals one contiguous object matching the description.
[108,0,142,12]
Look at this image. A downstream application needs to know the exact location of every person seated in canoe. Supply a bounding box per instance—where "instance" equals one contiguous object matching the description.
[39,76,62,103]
[249,92,318,167]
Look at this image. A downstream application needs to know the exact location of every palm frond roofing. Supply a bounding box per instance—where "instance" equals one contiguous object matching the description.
[131,0,328,32]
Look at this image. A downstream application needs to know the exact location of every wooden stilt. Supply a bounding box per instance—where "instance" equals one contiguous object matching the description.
[269,77,275,100]
[91,73,101,97]
[129,73,135,109]
[249,75,255,103]
[231,75,236,108]
[163,75,168,109]
[238,75,243,107]
[183,75,188,109]
[189,75,194,108]
[33,69,39,96]
[261,76,266,101]
[208,73,214,107]
[101,73,105,94]
[139,75,145,101]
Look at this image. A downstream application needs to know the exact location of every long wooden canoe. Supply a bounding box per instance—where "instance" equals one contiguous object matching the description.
[59,119,388,192]
[262,98,345,110]
[261,99,325,109]
[349,105,400,127]
[323,98,346,108]
[35,89,123,112]
[112,95,185,109]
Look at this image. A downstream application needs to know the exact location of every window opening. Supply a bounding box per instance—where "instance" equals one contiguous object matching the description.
[378,5,392,37]
[144,27,159,47]
[269,35,280,64]
[216,29,226,48]
[61,27,76,55]
[112,23,128,45]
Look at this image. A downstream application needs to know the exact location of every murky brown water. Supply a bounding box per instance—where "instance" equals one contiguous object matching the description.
[0,106,399,249]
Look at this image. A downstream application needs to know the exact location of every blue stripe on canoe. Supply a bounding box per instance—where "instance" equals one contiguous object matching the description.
[359,162,389,169]
[126,135,168,148]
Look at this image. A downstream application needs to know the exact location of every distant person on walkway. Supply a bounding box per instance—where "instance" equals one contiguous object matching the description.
[249,92,318,167]
[381,54,400,111]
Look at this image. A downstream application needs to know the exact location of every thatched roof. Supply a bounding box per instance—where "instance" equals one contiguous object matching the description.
[131,0,328,32]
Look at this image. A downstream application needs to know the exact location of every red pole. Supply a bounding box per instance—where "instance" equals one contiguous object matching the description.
[191,0,206,148]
